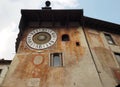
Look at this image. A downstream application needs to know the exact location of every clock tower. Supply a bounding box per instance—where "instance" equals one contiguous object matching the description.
[1,1,105,87]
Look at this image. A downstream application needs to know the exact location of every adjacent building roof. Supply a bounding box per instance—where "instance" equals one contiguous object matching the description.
[84,17,120,34]
[0,59,11,65]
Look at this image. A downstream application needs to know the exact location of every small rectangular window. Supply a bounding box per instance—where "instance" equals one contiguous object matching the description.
[50,53,63,67]
[114,53,120,65]
[104,33,115,45]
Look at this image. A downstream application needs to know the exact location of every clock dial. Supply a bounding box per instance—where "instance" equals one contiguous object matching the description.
[32,32,51,44]
[26,28,57,49]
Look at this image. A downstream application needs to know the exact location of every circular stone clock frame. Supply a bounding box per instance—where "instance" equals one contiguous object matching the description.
[26,28,57,49]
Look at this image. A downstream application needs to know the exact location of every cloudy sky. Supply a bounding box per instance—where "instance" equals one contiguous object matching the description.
[0,0,120,60]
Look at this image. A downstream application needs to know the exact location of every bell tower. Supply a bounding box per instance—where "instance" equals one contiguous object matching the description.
[42,0,51,9]
[1,1,104,87]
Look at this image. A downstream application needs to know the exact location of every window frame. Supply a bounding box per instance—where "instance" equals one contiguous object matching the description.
[104,33,115,45]
[114,52,120,67]
[50,53,63,67]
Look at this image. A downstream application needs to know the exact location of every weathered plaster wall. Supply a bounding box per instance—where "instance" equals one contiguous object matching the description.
[1,26,103,87]
[84,27,120,87]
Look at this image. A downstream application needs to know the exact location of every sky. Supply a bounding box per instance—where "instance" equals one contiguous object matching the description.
[0,0,120,60]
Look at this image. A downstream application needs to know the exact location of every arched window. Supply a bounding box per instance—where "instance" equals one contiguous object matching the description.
[62,34,70,41]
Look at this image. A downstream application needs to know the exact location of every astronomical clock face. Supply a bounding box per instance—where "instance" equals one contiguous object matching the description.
[26,28,57,49]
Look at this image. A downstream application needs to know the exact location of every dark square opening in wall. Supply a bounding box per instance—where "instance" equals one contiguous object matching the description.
[62,34,70,41]
[76,42,80,46]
